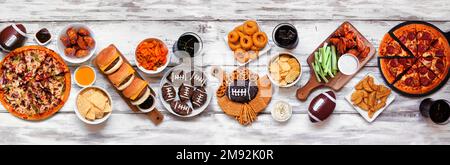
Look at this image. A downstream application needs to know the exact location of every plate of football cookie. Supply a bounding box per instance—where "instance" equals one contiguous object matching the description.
[212,67,273,125]
[159,64,212,117]
[345,74,395,122]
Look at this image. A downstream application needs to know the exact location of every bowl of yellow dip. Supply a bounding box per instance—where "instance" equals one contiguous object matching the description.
[74,65,96,87]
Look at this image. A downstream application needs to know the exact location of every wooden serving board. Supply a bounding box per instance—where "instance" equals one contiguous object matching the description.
[93,44,164,125]
[296,21,376,101]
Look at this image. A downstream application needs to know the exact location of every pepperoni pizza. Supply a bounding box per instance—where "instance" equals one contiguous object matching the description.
[0,46,71,120]
[379,22,450,96]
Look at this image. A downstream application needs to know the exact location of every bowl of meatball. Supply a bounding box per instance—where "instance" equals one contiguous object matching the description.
[57,24,96,64]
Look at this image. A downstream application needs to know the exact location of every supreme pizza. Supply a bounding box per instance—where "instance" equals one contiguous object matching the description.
[0,46,71,120]
[379,22,450,96]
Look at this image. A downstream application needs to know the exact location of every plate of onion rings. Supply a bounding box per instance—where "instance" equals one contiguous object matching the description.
[225,20,271,65]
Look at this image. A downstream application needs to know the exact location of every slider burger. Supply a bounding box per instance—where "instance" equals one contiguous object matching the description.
[108,63,135,90]
[123,77,152,106]
[96,45,124,74]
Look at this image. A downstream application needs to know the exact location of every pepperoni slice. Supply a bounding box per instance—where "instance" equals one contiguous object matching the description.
[386,45,396,54]
[390,59,399,67]
[420,77,431,86]
[399,36,407,43]
[419,32,431,41]
[435,59,444,71]
[399,58,409,65]
[419,66,428,74]
[417,44,428,54]
[436,49,444,57]
[405,77,414,86]
[428,70,436,80]
[407,32,416,40]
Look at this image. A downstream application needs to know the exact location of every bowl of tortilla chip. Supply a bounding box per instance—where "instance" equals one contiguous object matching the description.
[75,86,113,124]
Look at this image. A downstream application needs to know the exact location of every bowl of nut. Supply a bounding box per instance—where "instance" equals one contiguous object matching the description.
[57,24,96,64]
[267,52,302,87]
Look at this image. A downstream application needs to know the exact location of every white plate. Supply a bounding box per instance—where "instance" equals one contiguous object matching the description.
[223,28,271,66]
[158,64,212,118]
[57,23,97,64]
[74,86,113,125]
[344,73,396,122]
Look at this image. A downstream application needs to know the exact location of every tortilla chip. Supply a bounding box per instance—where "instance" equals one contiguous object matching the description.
[87,90,108,110]
[76,96,92,117]
[85,108,96,121]
[103,101,112,113]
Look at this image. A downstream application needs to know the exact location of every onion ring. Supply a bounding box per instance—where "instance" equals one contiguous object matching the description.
[252,32,268,48]
[228,31,239,43]
[228,41,241,51]
[251,45,260,51]
[235,25,244,33]
[239,35,253,50]
[243,20,259,35]
[234,48,249,63]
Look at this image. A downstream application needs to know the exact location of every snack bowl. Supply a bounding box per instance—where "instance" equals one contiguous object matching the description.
[267,52,302,87]
[73,65,96,88]
[135,38,170,75]
[74,86,113,125]
[136,89,157,113]
[57,23,96,64]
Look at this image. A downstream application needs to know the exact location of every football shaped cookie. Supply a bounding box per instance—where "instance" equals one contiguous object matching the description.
[178,83,194,102]
[170,100,192,116]
[161,83,176,103]
[227,80,258,103]
[190,71,207,87]
[191,87,208,109]
[167,70,187,86]
[308,91,336,122]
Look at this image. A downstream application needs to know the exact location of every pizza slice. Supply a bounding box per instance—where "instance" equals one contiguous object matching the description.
[22,49,47,81]
[378,34,411,57]
[414,61,442,94]
[0,54,27,87]
[416,24,440,56]
[35,55,69,81]
[393,24,417,56]
[27,80,61,115]
[393,65,422,95]
[36,75,67,100]
[379,58,415,84]
[1,85,35,118]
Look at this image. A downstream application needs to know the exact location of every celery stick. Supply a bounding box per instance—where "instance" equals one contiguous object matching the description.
[312,63,321,82]
[331,45,337,72]
[321,46,327,70]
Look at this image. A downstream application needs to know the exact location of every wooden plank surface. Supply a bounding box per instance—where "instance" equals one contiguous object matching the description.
[0,0,449,144]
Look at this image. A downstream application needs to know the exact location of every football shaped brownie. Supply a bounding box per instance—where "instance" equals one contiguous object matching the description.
[191,87,208,109]
[170,100,192,115]
[190,71,207,87]
[178,83,195,102]
[226,80,258,103]
[167,70,187,86]
[161,83,176,103]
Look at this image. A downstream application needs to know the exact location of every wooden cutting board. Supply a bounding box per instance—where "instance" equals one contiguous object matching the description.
[93,44,164,125]
[296,21,376,101]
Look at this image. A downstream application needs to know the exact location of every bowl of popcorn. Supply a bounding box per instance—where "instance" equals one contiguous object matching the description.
[268,52,302,87]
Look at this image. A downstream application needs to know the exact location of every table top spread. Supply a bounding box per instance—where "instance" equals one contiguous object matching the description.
[0,0,449,145]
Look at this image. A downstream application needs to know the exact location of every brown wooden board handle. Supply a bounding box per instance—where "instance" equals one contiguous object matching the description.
[147,109,164,125]
[296,78,321,101]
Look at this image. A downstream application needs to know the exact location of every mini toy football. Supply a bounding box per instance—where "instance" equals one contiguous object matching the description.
[178,83,194,102]
[170,100,192,116]
[0,24,27,52]
[227,80,258,103]
[191,87,207,109]
[308,91,336,122]
[161,83,176,103]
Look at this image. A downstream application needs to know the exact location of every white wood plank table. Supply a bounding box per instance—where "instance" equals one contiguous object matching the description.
[0,0,449,145]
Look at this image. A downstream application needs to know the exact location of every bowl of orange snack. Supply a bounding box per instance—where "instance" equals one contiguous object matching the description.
[135,38,170,74]
[225,20,270,65]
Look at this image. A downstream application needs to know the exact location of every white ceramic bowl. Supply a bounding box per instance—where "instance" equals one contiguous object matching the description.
[74,86,113,125]
[267,52,302,87]
[73,65,96,88]
[135,38,170,75]
[271,101,293,122]
[338,53,360,75]
[57,24,97,64]
[137,92,157,113]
